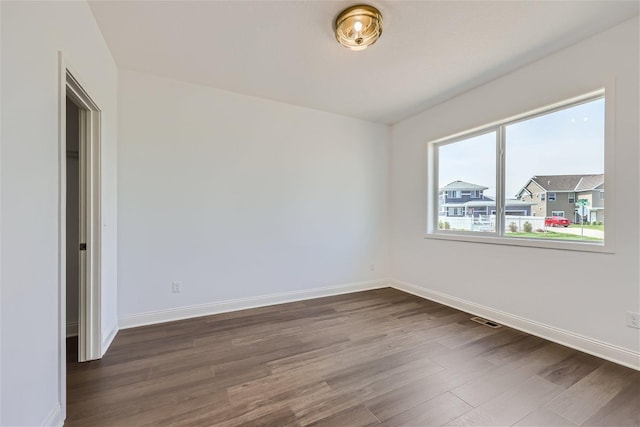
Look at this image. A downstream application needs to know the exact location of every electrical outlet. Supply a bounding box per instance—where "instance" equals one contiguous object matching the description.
[627,311,640,329]
[172,281,182,293]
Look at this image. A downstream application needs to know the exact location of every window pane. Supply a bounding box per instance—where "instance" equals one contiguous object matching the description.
[506,98,604,242]
[437,132,496,233]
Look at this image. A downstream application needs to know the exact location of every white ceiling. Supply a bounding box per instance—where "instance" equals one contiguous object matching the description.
[88,1,638,124]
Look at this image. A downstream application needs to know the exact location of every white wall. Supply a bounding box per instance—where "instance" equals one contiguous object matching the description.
[391,18,639,355]
[118,70,390,319]
[0,2,118,425]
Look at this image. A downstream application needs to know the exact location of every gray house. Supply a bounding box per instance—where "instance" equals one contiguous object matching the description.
[440,180,532,217]
[516,174,604,223]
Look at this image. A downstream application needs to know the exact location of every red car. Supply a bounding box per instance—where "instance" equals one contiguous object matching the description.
[545,216,570,227]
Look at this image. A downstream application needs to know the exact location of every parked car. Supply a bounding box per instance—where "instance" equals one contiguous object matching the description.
[545,216,570,227]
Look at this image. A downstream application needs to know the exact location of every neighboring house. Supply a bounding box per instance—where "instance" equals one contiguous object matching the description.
[440,180,532,217]
[516,174,604,223]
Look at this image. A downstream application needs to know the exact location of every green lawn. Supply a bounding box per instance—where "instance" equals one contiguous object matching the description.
[506,231,602,241]
[569,224,604,231]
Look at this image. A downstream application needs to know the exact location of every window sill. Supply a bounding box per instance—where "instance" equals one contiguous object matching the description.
[425,231,613,253]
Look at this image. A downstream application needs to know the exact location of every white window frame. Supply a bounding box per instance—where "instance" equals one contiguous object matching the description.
[551,211,565,217]
[548,192,557,201]
[568,192,576,203]
[426,89,614,253]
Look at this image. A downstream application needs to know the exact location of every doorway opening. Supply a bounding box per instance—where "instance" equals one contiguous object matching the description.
[57,52,106,424]
[63,70,102,364]
[58,62,104,425]
[60,65,104,419]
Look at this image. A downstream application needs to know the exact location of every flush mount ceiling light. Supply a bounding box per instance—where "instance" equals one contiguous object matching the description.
[334,4,383,51]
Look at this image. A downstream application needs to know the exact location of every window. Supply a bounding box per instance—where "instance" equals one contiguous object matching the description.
[436,131,496,233]
[428,91,606,250]
[600,191,604,200]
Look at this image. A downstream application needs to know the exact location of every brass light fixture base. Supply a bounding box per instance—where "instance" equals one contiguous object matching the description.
[335,4,383,51]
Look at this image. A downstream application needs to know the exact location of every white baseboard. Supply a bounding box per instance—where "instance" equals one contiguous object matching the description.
[119,278,391,329]
[41,403,63,427]
[66,322,78,338]
[391,279,640,371]
[101,323,119,357]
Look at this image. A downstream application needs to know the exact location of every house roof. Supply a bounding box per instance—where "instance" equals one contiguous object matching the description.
[440,181,488,192]
[574,174,605,191]
[528,174,604,192]
[516,187,532,198]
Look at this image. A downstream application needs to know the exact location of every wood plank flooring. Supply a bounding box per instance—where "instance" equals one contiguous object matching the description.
[65,288,640,426]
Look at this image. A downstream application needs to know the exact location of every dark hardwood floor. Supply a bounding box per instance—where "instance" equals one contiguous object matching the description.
[66,288,640,426]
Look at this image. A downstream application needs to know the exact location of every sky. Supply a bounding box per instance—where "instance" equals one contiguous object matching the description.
[438,98,605,198]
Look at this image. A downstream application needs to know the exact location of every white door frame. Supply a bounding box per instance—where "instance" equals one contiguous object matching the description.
[57,53,102,418]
